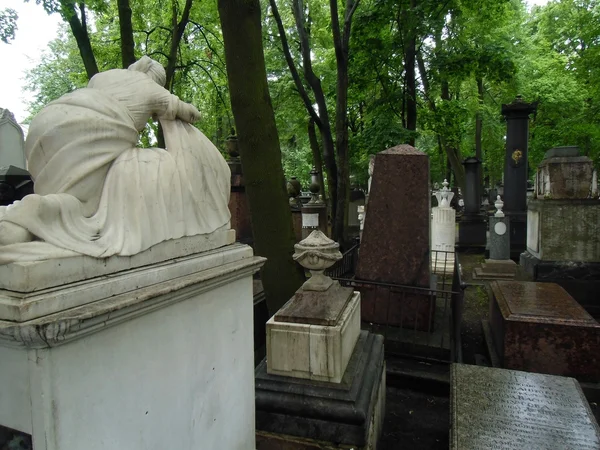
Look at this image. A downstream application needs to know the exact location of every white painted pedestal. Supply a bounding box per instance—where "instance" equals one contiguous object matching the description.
[0,231,265,450]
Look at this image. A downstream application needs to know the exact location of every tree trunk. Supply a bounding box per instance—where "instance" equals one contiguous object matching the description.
[475,77,484,191]
[441,79,466,191]
[218,0,305,315]
[308,118,326,203]
[329,0,359,242]
[269,0,338,230]
[63,2,98,79]
[117,0,136,68]
[405,0,417,145]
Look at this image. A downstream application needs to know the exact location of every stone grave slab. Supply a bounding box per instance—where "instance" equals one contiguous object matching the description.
[487,280,600,381]
[451,364,600,450]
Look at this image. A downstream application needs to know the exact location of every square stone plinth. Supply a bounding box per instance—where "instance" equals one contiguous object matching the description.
[266,292,361,383]
[257,331,385,449]
[488,280,600,381]
[0,239,265,450]
[451,364,600,450]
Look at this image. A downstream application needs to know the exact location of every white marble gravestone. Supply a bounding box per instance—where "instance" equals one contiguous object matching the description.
[0,59,264,450]
[431,179,456,274]
[0,108,27,169]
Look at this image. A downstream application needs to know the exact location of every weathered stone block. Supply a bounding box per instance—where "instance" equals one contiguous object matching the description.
[488,280,600,381]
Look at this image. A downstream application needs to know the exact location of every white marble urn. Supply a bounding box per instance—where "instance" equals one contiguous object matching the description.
[293,230,342,291]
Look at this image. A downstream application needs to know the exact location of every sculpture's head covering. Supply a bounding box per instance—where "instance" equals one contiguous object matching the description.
[128,56,167,87]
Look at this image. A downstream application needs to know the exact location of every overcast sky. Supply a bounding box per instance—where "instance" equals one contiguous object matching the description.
[1,0,551,124]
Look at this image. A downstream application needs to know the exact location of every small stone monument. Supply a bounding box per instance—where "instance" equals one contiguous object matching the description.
[521,146,600,314]
[431,179,456,274]
[256,231,385,448]
[451,364,600,449]
[473,195,517,280]
[0,108,27,170]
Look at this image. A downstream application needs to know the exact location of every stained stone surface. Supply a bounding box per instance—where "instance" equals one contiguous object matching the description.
[451,364,600,450]
[355,145,430,286]
[274,283,354,326]
[489,281,600,380]
[354,145,432,329]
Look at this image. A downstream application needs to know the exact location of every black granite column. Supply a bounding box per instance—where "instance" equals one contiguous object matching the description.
[458,157,487,251]
[501,96,537,257]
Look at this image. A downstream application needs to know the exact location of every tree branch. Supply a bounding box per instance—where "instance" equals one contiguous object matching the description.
[267,0,322,127]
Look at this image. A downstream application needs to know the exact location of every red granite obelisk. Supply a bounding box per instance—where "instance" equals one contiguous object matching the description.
[355,145,433,330]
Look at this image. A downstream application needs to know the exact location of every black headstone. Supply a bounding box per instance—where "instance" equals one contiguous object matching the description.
[0,165,34,206]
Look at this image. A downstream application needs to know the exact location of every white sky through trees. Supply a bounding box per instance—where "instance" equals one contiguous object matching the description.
[1,0,550,124]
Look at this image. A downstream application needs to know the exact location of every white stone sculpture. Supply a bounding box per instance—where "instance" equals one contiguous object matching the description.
[0,57,231,264]
[494,195,505,217]
[434,179,455,208]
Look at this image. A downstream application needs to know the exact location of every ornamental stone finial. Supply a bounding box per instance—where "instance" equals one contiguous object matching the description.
[293,230,342,291]
[494,195,505,217]
[434,179,454,208]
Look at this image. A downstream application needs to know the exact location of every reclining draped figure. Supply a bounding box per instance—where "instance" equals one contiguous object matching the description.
[0,57,231,264]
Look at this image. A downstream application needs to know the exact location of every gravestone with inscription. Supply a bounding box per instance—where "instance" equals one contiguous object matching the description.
[451,364,600,450]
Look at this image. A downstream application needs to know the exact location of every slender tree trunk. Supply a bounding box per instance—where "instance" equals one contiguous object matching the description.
[218,0,305,315]
[329,0,359,242]
[308,118,326,203]
[475,77,484,190]
[63,2,98,79]
[117,0,136,68]
[165,0,194,91]
[405,0,417,145]
[441,79,466,191]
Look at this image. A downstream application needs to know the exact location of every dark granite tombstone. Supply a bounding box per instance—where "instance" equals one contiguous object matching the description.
[501,96,537,258]
[486,280,600,381]
[451,364,600,450]
[355,145,433,330]
[0,165,34,206]
[457,157,486,251]
[473,197,517,280]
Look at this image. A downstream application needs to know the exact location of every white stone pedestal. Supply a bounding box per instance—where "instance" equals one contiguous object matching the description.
[266,292,361,383]
[431,206,456,274]
[0,232,265,450]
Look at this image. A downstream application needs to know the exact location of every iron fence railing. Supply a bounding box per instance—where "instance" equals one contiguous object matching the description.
[327,246,465,364]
